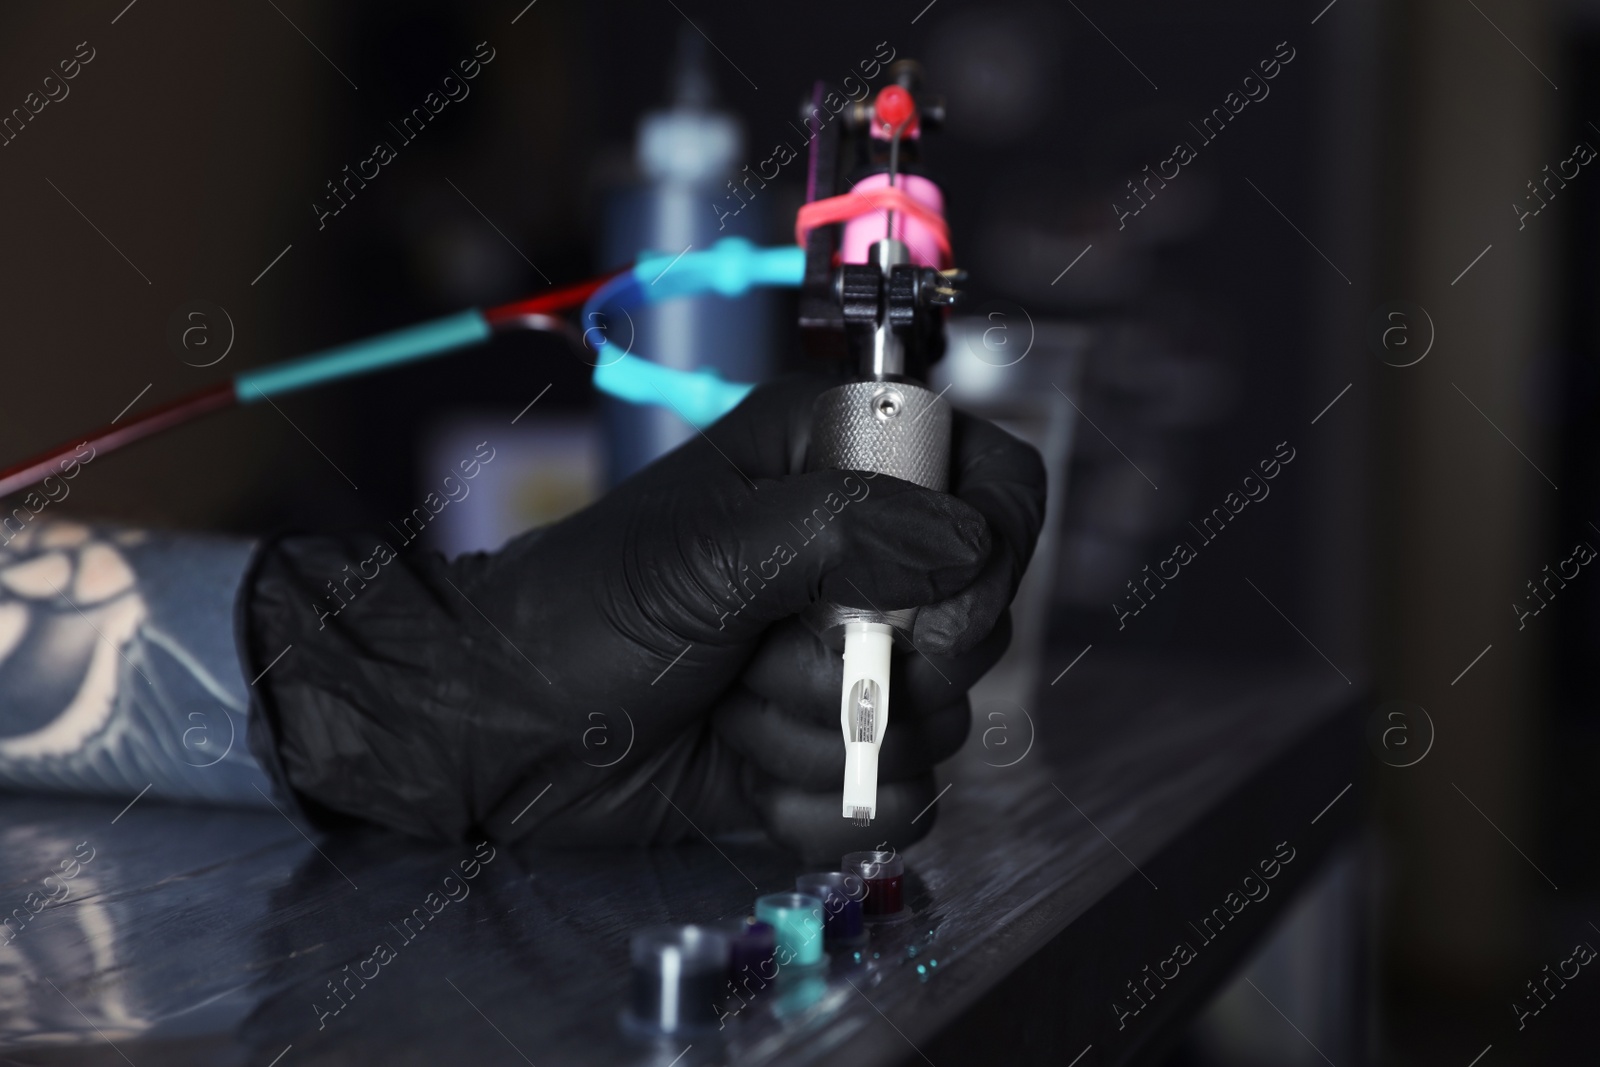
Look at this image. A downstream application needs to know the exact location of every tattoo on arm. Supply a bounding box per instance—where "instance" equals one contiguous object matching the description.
[0,520,273,804]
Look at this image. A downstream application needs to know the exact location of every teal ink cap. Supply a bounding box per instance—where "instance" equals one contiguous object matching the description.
[755,892,825,969]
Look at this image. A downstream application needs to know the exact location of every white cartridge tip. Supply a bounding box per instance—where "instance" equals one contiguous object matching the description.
[840,622,893,822]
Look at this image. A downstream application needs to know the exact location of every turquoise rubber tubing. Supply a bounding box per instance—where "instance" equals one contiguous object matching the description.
[588,239,803,425]
[592,353,755,429]
[234,309,492,403]
[629,238,805,301]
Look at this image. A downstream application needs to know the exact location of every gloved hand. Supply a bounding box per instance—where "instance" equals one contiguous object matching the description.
[242,375,1046,859]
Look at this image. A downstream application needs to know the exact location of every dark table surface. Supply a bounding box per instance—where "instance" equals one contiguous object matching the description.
[0,653,1364,1067]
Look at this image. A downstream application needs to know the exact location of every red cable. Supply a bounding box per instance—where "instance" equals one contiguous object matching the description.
[483,270,622,327]
[1,272,621,501]
[0,382,237,501]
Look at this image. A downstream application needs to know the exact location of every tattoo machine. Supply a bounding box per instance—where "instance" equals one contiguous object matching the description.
[794,62,960,826]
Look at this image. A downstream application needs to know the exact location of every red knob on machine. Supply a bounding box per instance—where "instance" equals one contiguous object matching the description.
[874,85,917,135]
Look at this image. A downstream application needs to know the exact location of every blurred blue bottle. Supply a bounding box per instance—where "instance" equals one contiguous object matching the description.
[598,29,776,485]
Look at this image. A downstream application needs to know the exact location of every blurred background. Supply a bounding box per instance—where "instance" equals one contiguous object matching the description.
[0,0,1592,1061]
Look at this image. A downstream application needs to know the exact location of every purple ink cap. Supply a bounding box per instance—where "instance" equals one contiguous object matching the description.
[717,916,777,980]
[796,871,866,945]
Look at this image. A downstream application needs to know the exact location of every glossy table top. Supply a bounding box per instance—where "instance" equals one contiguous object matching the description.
[0,653,1363,1067]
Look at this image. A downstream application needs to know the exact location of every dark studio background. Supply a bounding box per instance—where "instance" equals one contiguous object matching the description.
[0,0,1594,1061]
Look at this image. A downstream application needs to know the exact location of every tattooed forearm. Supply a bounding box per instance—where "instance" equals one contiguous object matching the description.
[0,520,275,806]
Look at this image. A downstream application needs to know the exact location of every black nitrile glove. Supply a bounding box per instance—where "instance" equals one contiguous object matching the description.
[241,375,1046,859]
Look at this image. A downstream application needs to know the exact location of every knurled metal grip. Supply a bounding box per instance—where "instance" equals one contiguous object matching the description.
[808,380,951,492]
[805,379,953,649]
